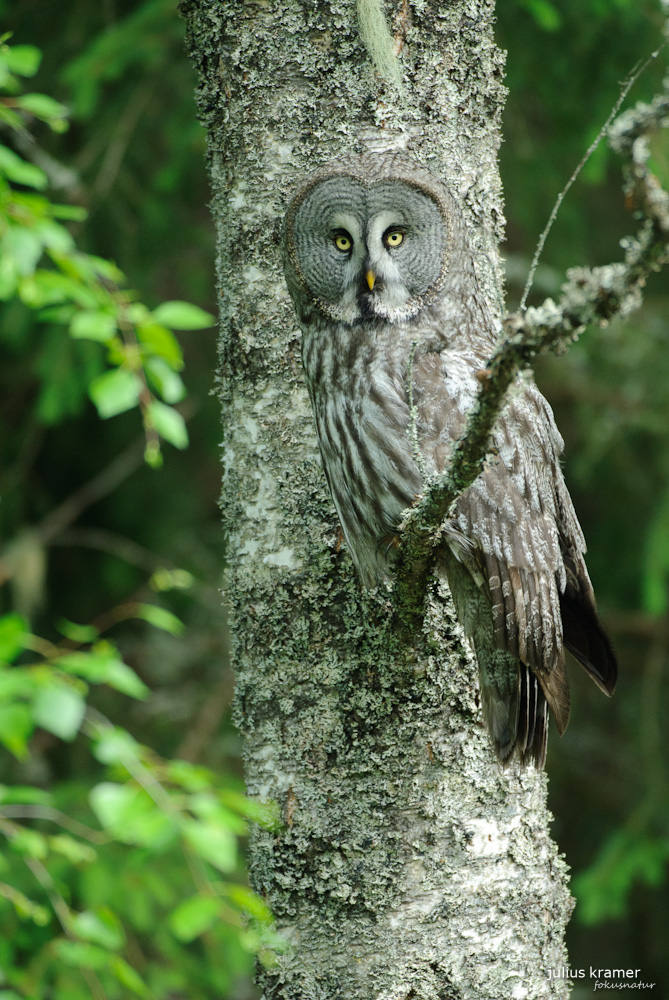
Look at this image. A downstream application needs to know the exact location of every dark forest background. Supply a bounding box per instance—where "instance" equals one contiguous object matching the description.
[0,1,667,997]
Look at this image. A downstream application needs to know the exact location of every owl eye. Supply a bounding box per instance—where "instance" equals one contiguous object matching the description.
[383,228,405,249]
[333,230,353,253]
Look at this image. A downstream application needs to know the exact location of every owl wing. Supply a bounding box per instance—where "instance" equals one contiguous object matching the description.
[413,353,616,762]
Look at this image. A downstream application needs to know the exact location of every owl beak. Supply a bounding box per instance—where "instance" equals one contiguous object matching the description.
[365,269,376,291]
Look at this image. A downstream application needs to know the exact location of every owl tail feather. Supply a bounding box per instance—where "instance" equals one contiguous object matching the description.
[559,593,618,697]
[481,662,549,768]
[516,664,549,767]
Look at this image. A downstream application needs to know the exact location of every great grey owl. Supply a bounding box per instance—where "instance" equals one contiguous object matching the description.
[281,151,616,767]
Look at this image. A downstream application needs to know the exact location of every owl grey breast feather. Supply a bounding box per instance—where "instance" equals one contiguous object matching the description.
[282,151,617,767]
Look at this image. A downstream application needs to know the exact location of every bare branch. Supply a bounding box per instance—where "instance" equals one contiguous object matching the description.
[520,43,666,311]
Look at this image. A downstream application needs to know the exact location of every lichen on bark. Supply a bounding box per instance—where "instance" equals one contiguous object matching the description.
[182,1,573,996]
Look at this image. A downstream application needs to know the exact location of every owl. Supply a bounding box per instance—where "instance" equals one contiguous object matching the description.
[281,152,617,766]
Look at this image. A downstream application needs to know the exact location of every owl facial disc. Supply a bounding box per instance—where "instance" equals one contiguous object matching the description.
[284,169,452,325]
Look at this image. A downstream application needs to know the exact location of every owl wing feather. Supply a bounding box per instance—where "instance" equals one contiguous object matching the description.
[412,352,616,763]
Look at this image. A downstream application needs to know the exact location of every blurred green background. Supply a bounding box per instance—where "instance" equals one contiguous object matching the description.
[0,0,667,997]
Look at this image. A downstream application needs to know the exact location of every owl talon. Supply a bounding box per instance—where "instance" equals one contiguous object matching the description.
[376,534,400,560]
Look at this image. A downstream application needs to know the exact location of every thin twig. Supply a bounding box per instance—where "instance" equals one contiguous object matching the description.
[176,668,234,763]
[519,43,666,311]
[0,806,107,844]
[35,439,146,545]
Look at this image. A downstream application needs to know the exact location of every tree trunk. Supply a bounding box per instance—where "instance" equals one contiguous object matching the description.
[183,1,572,996]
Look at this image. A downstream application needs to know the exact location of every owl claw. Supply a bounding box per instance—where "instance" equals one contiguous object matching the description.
[377,533,400,559]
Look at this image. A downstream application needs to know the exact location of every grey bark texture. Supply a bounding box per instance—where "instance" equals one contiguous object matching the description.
[182,2,573,997]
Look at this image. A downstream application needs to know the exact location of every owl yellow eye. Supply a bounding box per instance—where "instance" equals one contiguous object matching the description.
[333,231,352,253]
[383,229,405,248]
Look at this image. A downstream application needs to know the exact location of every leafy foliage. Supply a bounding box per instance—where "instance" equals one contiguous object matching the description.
[0,35,214,466]
[0,604,282,999]
[572,828,669,924]
[0,25,271,1000]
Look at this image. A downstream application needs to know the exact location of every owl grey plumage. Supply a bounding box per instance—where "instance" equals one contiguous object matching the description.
[282,151,617,767]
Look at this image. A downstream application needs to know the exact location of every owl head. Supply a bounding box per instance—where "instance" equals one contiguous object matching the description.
[282,153,459,325]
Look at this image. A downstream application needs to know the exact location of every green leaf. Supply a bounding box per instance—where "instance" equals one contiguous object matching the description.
[133,603,184,636]
[149,300,215,330]
[573,830,669,924]
[0,670,38,702]
[0,883,50,927]
[0,704,34,758]
[126,302,150,325]
[181,819,237,873]
[28,268,98,308]
[54,249,123,285]
[91,726,140,765]
[220,788,282,831]
[518,0,562,31]
[3,45,41,77]
[187,792,247,835]
[48,834,97,864]
[137,323,184,368]
[89,783,174,848]
[0,613,28,663]
[164,759,215,792]
[56,618,100,643]
[9,827,48,860]
[169,894,221,942]
[37,304,77,324]
[71,908,124,950]
[2,226,44,274]
[0,144,47,189]
[143,439,163,469]
[146,400,188,449]
[221,883,273,924]
[145,356,186,404]
[54,646,149,700]
[93,658,148,700]
[0,784,52,805]
[70,309,117,342]
[16,93,69,126]
[89,368,142,418]
[33,218,74,254]
[53,939,110,970]
[0,257,19,300]
[149,567,194,592]
[32,683,86,741]
[0,106,24,133]
[89,783,136,831]
[50,203,88,222]
[109,955,151,998]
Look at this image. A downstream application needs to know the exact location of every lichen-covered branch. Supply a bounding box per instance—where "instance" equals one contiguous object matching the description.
[394,69,669,629]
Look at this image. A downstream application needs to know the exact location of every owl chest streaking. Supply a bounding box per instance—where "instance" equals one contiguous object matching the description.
[282,152,616,767]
